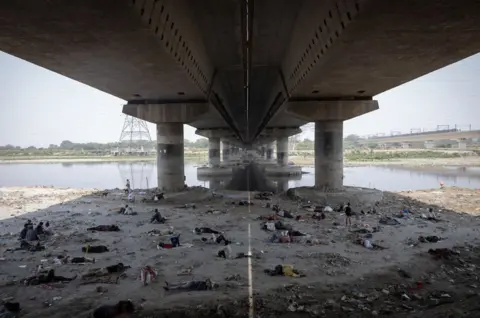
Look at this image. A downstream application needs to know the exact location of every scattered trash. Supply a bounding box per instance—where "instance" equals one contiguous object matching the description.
[140,266,157,285]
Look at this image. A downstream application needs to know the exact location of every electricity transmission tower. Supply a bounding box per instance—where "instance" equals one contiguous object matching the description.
[118,115,152,155]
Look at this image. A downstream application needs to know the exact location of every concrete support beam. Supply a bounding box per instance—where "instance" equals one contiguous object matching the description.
[123,103,209,123]
[277,137,288,166]
[286,100,379,121]
[222,140,230,162]
[208,138,220,167]
[195,128,236,139]
[156,123,184,192]
[315,121,343,190]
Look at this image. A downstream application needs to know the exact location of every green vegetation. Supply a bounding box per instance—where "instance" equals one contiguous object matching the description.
[0,139,208,161]
[344,150,462,161]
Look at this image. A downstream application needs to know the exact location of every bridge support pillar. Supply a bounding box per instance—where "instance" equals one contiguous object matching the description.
[277,137,288,166]
[286,99,379,190]
[266,142,274,160]
[401,143,410,149]
[156,123,185,192]
[123,102,209,192]
[208,138,220,167]
[456,140,467,149]
[425,141,436,149]
[314,121,343,190]
[222,140,230,162]
[260,146,266,158]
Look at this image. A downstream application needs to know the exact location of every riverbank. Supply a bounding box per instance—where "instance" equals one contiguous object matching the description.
[292,156,480,167]
[2,155,480,168]
[0,186,479,317]
[0,155,207,164]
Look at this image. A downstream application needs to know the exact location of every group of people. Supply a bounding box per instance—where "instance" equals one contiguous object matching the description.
[19,220,51,242]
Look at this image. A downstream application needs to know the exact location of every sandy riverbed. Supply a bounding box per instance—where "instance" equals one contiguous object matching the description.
[0,186,480,317]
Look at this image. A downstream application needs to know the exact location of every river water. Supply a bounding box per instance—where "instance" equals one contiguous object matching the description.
[1,162,480,192]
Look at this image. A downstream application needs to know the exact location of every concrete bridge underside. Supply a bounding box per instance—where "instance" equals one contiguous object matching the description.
[1,0,480,190]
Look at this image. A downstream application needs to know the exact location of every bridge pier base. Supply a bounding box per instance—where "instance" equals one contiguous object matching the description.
[208,138,221,167]
[277,137,288,166]
[123,102,209,192]
[156,123,185,192]
[314,121,344,190]
[285,99,379,190]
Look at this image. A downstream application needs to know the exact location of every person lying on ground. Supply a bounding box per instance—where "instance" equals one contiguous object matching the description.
[58,255,96,264]
[82,245,109,253]
[163,278,217,292]
[200,233,231,245]
[428,248,459,260]
[264,264,305,277]
[87,225,120,232]
[148,228,174,236]
[157,234,181,249]
[150,209,166,224]
[24,269,77,286]
[276,210,293,218]
[93,300,135,318]
[354,238,386,250]
[257,214,280,221]
[82,263,129,279]
[6,240,45,252]
[194,227,221,235]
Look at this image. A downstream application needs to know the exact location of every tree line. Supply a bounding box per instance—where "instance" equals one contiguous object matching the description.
[0,138,211,151]
[1,134,369,152]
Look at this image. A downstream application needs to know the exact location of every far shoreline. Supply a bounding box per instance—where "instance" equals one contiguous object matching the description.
[1,155,479,168]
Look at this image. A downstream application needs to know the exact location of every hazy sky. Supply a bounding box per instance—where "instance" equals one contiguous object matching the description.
[1,51,479,147]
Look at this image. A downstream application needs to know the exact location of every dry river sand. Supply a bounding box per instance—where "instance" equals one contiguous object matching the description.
[0,186,480,317]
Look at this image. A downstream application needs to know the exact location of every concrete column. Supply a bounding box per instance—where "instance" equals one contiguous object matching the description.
[457,140,467,149]
[276,137,288,166]
[208,138,220,167]
[401,143,410,149]
[425,141,435,149]
[222,140,230,162]
[314,121,343,190]
[260,146,266,158]
[266,142,274,160]
[156,123,184,192]
[276,180,289,193]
